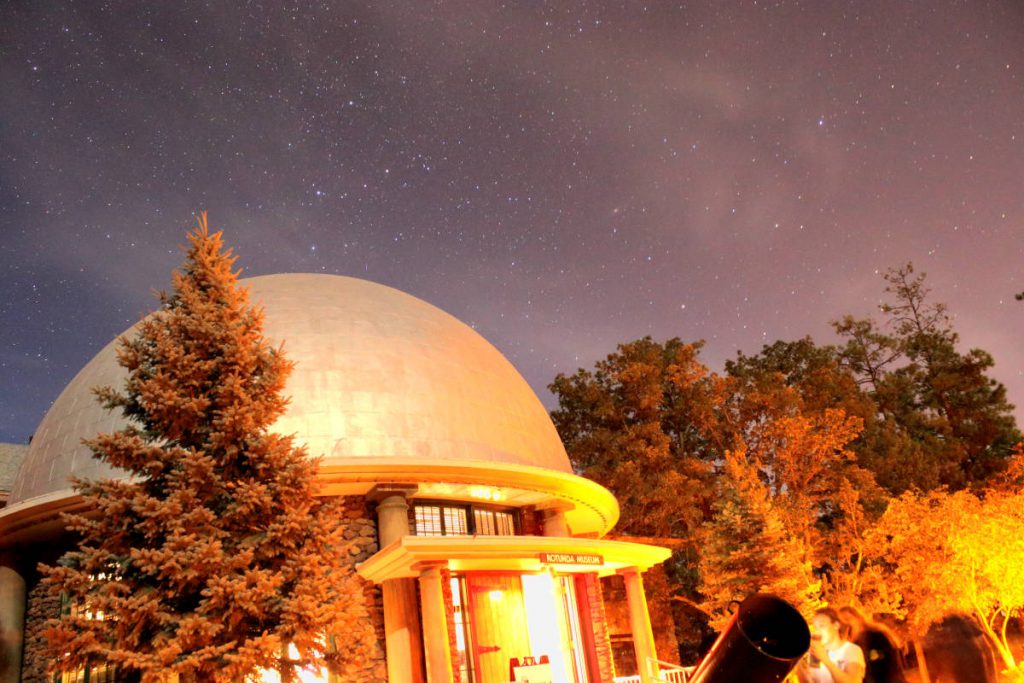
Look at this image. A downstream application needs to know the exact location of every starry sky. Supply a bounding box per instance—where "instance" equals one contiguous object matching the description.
[2,1,1023,444]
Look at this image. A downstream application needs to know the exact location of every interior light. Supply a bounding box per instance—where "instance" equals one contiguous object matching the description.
[258,642,330,683]
[469,485,504,502]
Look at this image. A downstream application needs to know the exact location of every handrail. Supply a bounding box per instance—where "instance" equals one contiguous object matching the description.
[611,658,694,683]
[651,657,693,671]
[649,656,694,683]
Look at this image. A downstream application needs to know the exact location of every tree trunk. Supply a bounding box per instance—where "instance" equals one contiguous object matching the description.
[913,639,931,683]
[974,608,1018,672]
[998,612,1019,673]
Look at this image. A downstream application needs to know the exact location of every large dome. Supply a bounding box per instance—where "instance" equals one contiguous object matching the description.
[10,274,573,506]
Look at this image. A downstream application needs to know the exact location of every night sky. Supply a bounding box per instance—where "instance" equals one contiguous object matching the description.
[2,1,1023,444]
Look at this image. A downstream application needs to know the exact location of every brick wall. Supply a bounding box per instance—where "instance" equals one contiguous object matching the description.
[518,506,540,536]
[440,568,461,681]
[582,573,616,683]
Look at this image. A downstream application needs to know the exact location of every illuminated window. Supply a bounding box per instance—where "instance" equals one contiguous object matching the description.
[415,504,467,536]
[55,593,117,683]
[473,509,515,536]
[445,506,469,535]
[54,664,117,683]
[413,503,517,536]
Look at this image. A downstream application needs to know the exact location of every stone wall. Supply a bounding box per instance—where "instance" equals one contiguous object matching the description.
[0,443,28,508]
[330,495,387,683]
[21,578,58,683]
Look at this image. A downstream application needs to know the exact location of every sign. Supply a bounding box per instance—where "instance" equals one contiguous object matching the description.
[539,552,603,566]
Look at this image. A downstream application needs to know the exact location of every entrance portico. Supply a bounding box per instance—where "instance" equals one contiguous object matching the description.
[358,536,670,683]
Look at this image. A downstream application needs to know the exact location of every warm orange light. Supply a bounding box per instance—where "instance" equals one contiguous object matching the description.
[469,485,504,502]
[258,643,329,683]
[521,573,573,682]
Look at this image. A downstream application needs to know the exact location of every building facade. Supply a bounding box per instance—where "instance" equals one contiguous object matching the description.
[0,274,673,683]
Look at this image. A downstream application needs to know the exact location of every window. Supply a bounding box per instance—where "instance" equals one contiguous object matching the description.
[413,503,517,537]
[54,665,117,683]
[415,504,468,536]
[55,593,117,683]
[473,509,515,536]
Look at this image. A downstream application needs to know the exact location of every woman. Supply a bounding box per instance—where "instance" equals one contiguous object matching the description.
[837,605,906,683]
[797,608,865,683]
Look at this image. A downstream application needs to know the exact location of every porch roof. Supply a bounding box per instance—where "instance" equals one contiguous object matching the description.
[356,534,672,583]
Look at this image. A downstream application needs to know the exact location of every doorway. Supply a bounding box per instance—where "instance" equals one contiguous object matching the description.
[456,572,595,683]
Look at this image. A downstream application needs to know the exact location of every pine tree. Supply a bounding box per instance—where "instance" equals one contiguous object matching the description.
[835,263,1020,490]
[698,448,821,631]
[41,215,362,682]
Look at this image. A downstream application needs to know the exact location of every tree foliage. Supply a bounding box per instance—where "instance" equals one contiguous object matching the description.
[549,337,875,620]
[698,448,821,630]
[866,489,1024,674]
[41,216,362,682]
[550,338,720,540]
[835,263,1020,491]
[549,262,1022,659]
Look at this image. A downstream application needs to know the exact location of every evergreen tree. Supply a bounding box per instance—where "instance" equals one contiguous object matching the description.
[835,263,1020,490]
[698,448,821,630]
[41,216,362,682]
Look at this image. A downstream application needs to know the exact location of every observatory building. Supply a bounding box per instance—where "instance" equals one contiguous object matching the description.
[0,274,672,683]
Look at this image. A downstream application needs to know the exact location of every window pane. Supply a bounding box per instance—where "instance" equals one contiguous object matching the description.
[471,509,489,535]
[415,505,443,536]
[444,507,468,535]
[495,512,514,536]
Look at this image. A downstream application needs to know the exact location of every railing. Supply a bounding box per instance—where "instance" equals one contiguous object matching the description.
[611,658,693,683]
[660,668,691,683]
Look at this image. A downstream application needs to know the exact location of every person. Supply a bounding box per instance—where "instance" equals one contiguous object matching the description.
[797,608,866,683]
[921,614,996,683]
[837,605,906,683]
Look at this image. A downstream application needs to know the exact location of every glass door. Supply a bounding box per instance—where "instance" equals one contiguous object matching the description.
[560,576,593,683]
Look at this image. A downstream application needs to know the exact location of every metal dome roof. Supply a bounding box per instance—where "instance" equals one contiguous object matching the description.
[10,274,573,506]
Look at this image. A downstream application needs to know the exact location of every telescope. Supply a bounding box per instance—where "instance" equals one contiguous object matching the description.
[687,593,811,683]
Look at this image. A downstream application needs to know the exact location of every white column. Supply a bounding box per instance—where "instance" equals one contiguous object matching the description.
[418,565,453,683]
[376,494,425,683]
[542,509,569,537]
[620,567,659,683]
[541,502,574,537]
[378,495,412,547]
